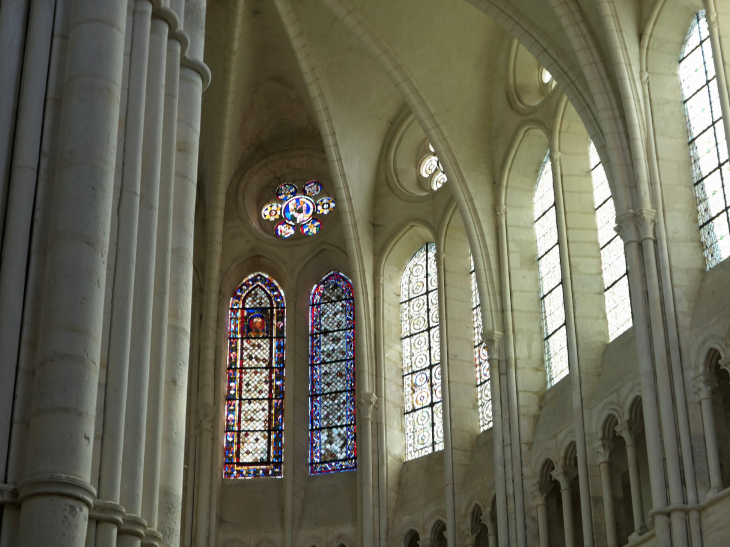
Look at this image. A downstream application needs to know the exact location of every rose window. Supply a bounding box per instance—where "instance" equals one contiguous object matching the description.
[261,180,336,239]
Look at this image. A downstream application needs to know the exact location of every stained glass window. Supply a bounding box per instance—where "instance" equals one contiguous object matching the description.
[679,11,730,268]
[418,143,448,191]
[224,273,286,479]
[470,255,492,430]
[261,181,335,239]
[534,151,569,387]
[401,243,443,460]
[309,271,357,474]
[590,143,632,340]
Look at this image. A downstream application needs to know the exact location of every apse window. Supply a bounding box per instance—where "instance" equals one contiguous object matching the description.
[590,142,632,340]
[418,143,448,191]
[470,255,492,430]
[309,271,357,474]
[679,11,730,268]
[401,243,443,460]
[534,151,569,387]
[261,180,336,239]
[224,273,286,479]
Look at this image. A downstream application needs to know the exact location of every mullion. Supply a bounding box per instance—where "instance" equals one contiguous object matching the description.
[604,271,628,293]
[679,33,709,64]
[544,322,566,343]
[534,202,556,223]
[537,239,559,262]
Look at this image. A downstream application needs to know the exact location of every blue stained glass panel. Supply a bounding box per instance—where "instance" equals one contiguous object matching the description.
[309,271,357,475]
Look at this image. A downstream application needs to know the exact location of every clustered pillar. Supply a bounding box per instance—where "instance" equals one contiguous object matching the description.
[0,1,210,547]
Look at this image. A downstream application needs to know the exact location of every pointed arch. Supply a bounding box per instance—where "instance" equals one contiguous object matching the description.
[224,273,286,479]
[309,271,357,474]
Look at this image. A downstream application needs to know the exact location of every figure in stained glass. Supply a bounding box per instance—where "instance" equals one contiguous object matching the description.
[224,273,286,479]
[309,271,357,474]
[401,243,443,460]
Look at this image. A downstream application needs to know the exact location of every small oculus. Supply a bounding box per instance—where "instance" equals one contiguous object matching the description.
[262,181,335,239]
[418,143,448,191]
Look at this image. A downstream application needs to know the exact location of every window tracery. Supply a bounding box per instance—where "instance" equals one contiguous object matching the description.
[470,255,492,430]
[590,143,632,340]
[225,273,286,479]
[261,180,336,239]
[401,243,443,459]
[309,271,357,474]
[534,151,569,387]
[418,143,448,191]
[679,11,730,268]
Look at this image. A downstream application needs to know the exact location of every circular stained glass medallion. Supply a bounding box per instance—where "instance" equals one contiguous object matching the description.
[301,218,321,236]
[261,202,282,221]
[274,221,296,239]
[282,196,314,225]
[316,197,335,215]
[303,180,322,197]
[276,183,297,201]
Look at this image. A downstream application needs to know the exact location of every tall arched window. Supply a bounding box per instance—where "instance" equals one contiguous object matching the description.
[309,271,357,474]
[590,142,632,340]
[534,151,569,387]
[224,273,286,479]
[680,11,730,268]
[470,255,492,430]
[401,242,442,460]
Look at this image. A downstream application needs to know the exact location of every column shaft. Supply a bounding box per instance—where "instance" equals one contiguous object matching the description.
[485,341,508,547]
[96,2,153,546]
[536,502,548,547]
[561,487,575,547]
[694,376,723,495]
[16,1,128,545]
[0,0,55,482]
[117,12,170,547]
[598,461,618,547]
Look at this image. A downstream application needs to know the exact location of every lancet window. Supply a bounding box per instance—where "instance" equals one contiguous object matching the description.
[470,255,492,430]
[590,142,632,340]
[224,273,286,479]
[679,11,730,268]
[534,151,569,387]
[309,271,357,474]
[401,242,443,460]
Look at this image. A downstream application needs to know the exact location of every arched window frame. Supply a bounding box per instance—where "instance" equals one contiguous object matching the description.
[308,271,357,475]
[224,273,286,479]
[401,242,443,460]
[589,142,633,340]
[470,255,492,430]
[534,151,569,387]
[679,10,730,268]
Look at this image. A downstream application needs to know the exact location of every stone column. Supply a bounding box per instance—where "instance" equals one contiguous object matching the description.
[15,1,128,545]
[358,392,378,547]
[0,0,55,482]
[157,0,209,541]
[0,0,30,247]
[435,250,457,547]
[374,276,388,547]
[482,511,498,547]
[116,6,174,547]
[693,373,723,496]
[614,420,647,537]
[593,440,618,547]
[141,5,185,547]
[551,467,578,547]
[95,2,154,546]
[530,482,550,547]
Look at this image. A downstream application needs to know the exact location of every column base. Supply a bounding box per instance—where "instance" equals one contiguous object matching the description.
[17,474,96,509]
[0,483,18,505]
[119,514,148,540]
[89,499,126,527]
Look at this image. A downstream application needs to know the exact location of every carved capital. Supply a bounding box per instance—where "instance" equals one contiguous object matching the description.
[615,212,639,245]
[357,392,378,419]
[495,205,507,224]
[551,466,577,489]
[593,439,615,464]
[460,521,479,547]
[483,331,503,361]
[530,480,553,505]
[197,404,216,432]
[436,251,447,266]
[640,70,650,85]
[693,373,718,401]
[634,208,656,241]
[614,420,636,446]
[551,151,562,161]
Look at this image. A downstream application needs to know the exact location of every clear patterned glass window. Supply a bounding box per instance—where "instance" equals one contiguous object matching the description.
[534,151,569,387]
[470,255,492,430]
[590,143,632,340]
[401,243,443,460]
[309,271,357,475]
[225,273,286,479]
[679,11,730,268]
